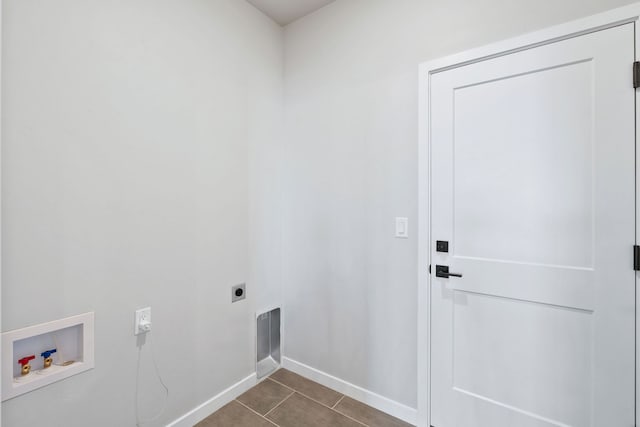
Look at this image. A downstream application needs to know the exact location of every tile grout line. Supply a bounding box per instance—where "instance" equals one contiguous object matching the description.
[329,406,370,427]
[266,377,296,393]
[332,405,373,427]
[329,395,373,427]
[268,377,340,409]
[266,377,370,427]
[263,390,296,418]
[331,395,345,409]
[234,399,280,427]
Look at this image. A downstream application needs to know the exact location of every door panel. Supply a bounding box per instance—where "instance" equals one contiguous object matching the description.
[454,60,594,269]
[430,24,635,427]
[453,291,592,426]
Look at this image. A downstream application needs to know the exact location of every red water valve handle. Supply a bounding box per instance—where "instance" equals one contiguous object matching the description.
[18,355,35,366]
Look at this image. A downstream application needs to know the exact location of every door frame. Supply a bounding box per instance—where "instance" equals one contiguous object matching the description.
[417,3,640,426]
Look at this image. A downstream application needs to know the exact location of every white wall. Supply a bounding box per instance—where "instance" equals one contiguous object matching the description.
[6,0,640,424]
[282,0,637,409]
[1,0,282,425]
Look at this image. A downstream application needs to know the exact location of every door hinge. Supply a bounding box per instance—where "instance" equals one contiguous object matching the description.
[633,61,640,88]
[428,264,431,274]
[634,245,640,271]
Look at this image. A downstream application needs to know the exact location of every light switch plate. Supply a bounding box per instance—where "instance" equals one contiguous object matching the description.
[395,217,409,238]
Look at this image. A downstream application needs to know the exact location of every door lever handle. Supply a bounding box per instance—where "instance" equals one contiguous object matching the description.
[435,265,463,279]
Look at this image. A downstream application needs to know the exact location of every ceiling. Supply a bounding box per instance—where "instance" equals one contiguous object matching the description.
[247,0,336,26]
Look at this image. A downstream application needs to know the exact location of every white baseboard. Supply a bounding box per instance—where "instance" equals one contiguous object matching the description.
[166,372,257,427]
[282,357,417,425]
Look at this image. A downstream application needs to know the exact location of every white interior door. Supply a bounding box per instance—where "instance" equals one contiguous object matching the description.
[430,24,636,427]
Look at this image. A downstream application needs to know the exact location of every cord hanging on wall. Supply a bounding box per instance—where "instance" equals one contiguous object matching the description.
[135,330,169,426]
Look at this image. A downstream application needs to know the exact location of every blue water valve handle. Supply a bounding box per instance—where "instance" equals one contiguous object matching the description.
[41,349,57,358]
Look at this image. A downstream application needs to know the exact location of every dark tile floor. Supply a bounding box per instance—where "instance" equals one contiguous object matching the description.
[195,369,414,427]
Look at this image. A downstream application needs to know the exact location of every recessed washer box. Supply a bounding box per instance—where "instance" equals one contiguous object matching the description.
[256,307,280,378]
[2,312,95,401]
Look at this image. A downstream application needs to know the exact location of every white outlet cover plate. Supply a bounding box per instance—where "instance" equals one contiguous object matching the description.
[134,307,151,335]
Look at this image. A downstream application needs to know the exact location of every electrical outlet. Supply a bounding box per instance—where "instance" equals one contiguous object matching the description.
[232,284,246,303]
[134,307,152,335]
